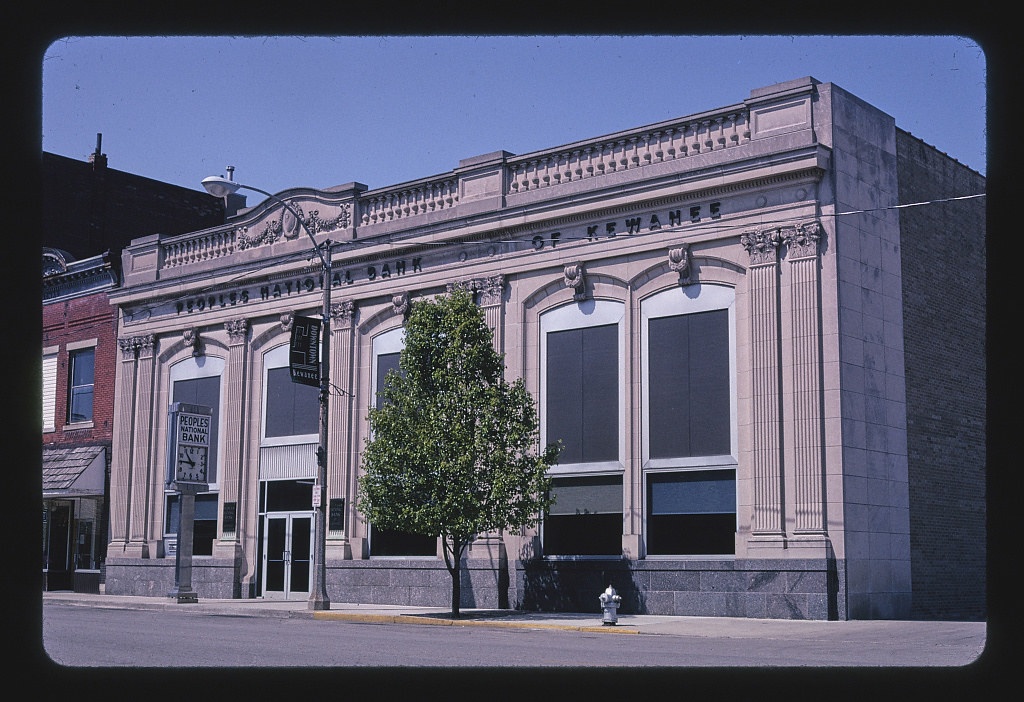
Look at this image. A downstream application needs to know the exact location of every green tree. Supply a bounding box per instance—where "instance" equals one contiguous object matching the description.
[357,286,559,617]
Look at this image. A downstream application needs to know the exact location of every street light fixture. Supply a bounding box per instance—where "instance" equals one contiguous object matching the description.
[201,174,332,610]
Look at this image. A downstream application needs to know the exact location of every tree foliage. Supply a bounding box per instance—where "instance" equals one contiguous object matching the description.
[357,286,559,616]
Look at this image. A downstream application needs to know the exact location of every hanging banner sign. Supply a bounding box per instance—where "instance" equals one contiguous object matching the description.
[290,314,321,387]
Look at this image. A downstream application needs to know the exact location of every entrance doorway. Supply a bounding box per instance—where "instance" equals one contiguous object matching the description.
[257,479,315,600]
[262,513,313,600]
[44,503,73,590]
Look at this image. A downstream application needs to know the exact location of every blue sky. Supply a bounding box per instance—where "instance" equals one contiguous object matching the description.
[41,35,987,199]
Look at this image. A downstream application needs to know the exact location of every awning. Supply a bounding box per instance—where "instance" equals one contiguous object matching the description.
[43,445,106,498]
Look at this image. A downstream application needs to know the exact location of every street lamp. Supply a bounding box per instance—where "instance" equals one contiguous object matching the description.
[202,174,332,610]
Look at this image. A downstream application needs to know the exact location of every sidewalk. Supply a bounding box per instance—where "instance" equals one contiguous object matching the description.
[42,590,989,654]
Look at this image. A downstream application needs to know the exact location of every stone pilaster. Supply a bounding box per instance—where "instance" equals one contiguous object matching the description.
[328,300,356,558]
[783,221,827,534]
[215,318,249,556]
[127,335,156,556]
[108,336,142,554]
[740,228,785,539]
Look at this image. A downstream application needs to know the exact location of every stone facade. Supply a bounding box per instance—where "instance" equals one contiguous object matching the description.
[103,77,985,620]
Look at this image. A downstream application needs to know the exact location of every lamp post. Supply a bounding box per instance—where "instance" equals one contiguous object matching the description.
[201,174,332,610]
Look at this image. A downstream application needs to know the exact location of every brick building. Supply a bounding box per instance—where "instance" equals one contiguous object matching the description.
[42,144,228,592]
[103,78,985,620]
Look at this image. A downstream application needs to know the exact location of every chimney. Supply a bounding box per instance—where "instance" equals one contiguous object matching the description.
[88,133,107,170]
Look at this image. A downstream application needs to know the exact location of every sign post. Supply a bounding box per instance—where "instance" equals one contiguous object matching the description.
[166,402,212,604]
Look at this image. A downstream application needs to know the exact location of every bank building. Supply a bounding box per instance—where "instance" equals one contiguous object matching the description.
[103,77,986,621]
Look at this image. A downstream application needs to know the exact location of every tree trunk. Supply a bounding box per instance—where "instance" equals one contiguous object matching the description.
[444,536,468,619]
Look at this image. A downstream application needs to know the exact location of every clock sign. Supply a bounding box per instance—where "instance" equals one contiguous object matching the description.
[167,402,213,488]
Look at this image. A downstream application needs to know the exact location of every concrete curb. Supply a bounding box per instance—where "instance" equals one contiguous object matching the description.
[311,611,639,633]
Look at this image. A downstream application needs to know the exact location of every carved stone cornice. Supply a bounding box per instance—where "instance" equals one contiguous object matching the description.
[782,220,824,259]
[225,318,249,343]
[118,334,155,360]
[740,228,783,266]
[564,262,587,301]
[668,245,692,285]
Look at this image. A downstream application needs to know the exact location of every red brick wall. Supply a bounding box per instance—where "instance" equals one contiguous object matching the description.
[896,130,986,621]
[42,290,118,446]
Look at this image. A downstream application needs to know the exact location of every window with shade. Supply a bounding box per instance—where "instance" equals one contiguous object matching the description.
[641,284,737,557]
[539,300,624,557]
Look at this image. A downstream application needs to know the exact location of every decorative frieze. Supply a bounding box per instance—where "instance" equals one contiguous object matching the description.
[447,275,506,307]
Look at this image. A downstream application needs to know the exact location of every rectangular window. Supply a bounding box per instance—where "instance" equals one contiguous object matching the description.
[545,324,618,464]
[648,310,730,459]
[43,351,57,431]
[67,347,95,423]
[646,470,736,555]
[544,474,622,556]
[265,367,319,437]
[165,493,219,557]
[173,376,220,484]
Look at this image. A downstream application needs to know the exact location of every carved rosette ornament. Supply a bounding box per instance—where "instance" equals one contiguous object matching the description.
[564,262,587,301]
[782,220,823,259]
[225,318,249,343]
[668,245,692,285]
[392,292,410,318]
[182,328,202,357]
[740,228,783,265]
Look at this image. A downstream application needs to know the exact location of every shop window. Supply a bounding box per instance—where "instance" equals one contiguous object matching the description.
[67,347,95,423]
[543,475,623,556]
[165,493,219,556]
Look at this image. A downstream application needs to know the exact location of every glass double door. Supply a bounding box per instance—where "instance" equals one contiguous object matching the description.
[262,512,313,600]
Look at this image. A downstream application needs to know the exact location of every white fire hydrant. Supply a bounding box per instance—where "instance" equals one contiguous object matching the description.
[599,585,621,625]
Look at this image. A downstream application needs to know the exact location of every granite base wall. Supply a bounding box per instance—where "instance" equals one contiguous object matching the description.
[516,558,847,620]
[324,559,511,609]
[104,557,241,599]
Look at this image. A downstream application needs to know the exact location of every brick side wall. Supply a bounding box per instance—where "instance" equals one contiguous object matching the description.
[895,131,986,620]
[42,290,118,445]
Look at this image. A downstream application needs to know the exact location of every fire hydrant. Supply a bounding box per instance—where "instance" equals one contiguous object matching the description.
[599,585,621,625]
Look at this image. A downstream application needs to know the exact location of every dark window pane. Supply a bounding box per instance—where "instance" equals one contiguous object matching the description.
[646,513,735,555]
[265,367,319,437]
[543,514,622,556]
[649,310,729,458]
[370,526,436,556]
[546,324,617,464]
[265,479,313,512]
[68,349,95,422]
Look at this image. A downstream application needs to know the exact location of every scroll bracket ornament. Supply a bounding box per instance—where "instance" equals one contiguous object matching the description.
[668,245,692,285]
[564,262,587,301]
